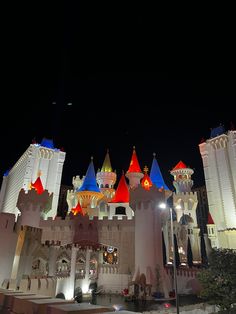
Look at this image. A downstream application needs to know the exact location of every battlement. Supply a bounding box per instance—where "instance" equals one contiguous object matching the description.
[0,213,16,232]
[42,214,134,223]
[22,225,42,234]
[173,191,198,197]
[39,214,134,241]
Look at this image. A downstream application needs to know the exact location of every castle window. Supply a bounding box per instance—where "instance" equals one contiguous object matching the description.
[105,184,109,188]
[88,223,93,230]
[115,206,126,215]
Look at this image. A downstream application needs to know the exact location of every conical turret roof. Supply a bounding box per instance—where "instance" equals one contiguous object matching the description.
[127,146,142,173]
[111,173,129,203]
[78,158,100,192]
[171,160,187,171]
[31,176,44,194]
[101,149,113,172]
[150,154,169,190]
[207,212,215,224]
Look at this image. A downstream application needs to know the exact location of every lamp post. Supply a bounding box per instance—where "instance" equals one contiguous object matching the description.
[159,203,180,314]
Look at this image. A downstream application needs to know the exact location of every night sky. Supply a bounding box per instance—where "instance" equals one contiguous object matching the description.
[1,5,236,190]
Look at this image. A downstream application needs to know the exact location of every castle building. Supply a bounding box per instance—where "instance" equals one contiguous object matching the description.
[199,125,236,249]
[170,161,200,263]
[0,138,66,219]
[0,143,204,301]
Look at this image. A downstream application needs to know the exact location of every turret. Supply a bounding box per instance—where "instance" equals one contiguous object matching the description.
[129,184,171,298]
[171,161,200,262]
[77,157,104,214]
[207,212,218,248]
[125,147,144,189]
[96,150,117,201]
[170,161,194,193]
[16,176,52,227]
[108,172,133,219]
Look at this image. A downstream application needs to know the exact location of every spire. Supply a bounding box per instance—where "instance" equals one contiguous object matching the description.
[150,153,169,190]
[171,160,187,171]
[31,176,44,194]
[207,212,215,224]
[101,149,113,172]
[111,173,129,203]
[141,166,153,190]
[78,157,100,192]
[127,146,142,173]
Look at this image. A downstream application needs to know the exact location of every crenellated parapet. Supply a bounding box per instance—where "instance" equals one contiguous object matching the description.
[129,184,166,211]
[66,189,79,212]
[39,214,135,250]
[16,188,52,228]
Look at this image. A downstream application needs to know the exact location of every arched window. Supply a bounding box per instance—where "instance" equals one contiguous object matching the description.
[115,206,126,215]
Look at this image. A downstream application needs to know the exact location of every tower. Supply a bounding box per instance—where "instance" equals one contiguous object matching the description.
[171,160,193,193]
[129,184,170,298]
[108,172,133,219]
[125,147,144,189]
[16,176,53,227]
[206,212,218,248]
[0,138,66,219]
[96,150,117,201]
[76,157,104,215]
[170,161,200,262]
[199,126,236,249]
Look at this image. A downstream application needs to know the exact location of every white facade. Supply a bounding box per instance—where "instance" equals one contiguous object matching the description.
[199,129,236,249]
[0,141,66,219]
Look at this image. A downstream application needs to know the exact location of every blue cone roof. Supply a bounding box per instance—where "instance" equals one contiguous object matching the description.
[150,156,169,190]
[78,159,100,192]
[41,138,54,149]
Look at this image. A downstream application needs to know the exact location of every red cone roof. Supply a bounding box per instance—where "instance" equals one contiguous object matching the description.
[111,173,129,203]
[31,177,44,194]
[207,212,215,224]
[71,202,84,216]
[127,147,142,173]
[172,160,187,171]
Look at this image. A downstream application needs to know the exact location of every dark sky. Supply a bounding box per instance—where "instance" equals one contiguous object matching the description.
[1,5,236,190]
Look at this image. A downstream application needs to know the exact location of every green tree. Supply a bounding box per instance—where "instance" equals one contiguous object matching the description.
[197,248,236,312]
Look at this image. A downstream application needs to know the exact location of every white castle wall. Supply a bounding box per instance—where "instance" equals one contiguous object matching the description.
[165,267,201,295]
[97,273,129,293]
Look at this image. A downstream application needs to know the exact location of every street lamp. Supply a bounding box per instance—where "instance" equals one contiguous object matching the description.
[159,203,181,314]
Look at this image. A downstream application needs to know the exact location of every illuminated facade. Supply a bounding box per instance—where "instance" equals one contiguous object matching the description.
[0,138,65,219]
[199,126,236,249]
[0,145,203,300]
